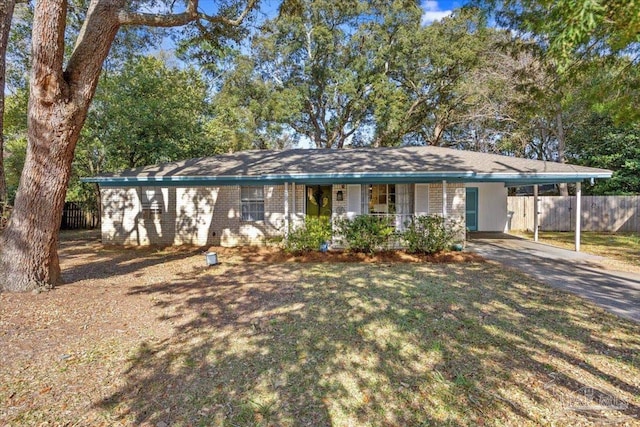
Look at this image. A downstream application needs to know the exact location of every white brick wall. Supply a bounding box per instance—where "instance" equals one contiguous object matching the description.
[101,182,468,246]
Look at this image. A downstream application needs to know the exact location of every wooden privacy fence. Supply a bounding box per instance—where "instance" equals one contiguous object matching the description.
[507,196,640,232]
[61,202,100,230]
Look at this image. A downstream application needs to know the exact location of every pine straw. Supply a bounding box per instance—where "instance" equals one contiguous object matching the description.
[207,245,485,264]
[1,230,638,426]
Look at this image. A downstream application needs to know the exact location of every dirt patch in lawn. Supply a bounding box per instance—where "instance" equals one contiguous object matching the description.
[1,230,639,426]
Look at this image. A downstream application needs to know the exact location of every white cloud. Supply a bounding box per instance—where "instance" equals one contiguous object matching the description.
[420,1,452,25]
[422,1,440,11]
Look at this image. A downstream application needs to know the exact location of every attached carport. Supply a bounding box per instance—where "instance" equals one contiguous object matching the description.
[500,178,593,252]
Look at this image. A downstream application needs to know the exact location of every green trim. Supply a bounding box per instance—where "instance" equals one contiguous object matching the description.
[81,170,612,187]
[81,171,476,187]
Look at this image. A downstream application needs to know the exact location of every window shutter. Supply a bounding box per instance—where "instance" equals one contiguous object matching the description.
[414,184,429,216]
[347,184,361,219]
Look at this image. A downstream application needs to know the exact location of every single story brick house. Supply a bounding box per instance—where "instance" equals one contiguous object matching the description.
[82,146,611,247]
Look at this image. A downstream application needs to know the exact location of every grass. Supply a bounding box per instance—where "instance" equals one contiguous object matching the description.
[1,237,639,426]
[104,261,639,426]
[511,231,640,267]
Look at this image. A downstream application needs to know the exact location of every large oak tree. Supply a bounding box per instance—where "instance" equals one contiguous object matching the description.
[0,0,257,292]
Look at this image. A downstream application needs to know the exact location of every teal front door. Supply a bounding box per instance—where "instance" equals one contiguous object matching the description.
[465,187,478,231]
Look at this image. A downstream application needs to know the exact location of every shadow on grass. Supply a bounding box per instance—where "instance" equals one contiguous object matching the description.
[97,260,640,426]
[57,230,204,285]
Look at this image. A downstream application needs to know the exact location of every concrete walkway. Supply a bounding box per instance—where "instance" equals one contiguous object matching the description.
[467,234,640,323]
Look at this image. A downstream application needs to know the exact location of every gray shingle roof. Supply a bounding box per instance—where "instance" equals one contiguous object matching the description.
[84,146,612,185]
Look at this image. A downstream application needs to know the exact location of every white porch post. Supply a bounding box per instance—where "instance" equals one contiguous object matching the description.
[442,180,447,219]
[284,182,289,237]
[533,184,539,242]
[291,182,296,226]
[575,182,581,252]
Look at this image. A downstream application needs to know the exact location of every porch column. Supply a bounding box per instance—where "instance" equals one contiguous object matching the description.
[575,182,581,252]
[291,182,296,227]
[533,184,539,242]
[284,182,289,237]
[442,180,447,219]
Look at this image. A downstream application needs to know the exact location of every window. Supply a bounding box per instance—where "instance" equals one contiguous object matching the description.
[368,184,396,214]
[241,186,265,221]
[361,184,414,229]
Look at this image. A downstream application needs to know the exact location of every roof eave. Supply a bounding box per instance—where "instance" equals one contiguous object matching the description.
[80,171,476,186]
[81,170,613,187]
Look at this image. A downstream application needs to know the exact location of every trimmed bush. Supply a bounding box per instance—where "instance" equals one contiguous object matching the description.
[284,217,333,253]
[335,215,394,253]
[402,215,462,254]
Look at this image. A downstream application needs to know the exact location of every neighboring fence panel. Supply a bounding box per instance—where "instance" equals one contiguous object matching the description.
[61,202,100,230]
[507,196,640,232]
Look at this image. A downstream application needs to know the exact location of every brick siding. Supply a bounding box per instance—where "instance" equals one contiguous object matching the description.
[101,182,466,246]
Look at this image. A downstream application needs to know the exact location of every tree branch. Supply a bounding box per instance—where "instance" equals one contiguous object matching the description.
[31,0,68,104]
[118,0,198,26]
[199,0,258,26]
[119,0,258,28]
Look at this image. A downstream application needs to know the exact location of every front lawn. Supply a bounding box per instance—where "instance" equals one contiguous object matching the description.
[1,233,638,426]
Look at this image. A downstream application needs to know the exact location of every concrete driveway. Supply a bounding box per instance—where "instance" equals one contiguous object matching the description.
[467,233,640,323]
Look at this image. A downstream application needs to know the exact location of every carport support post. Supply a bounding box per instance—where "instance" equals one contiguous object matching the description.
[533,184,539,242]
[575,182,581,252]
[442,180,447,219]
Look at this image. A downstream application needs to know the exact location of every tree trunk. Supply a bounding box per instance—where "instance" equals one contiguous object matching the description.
[0,0,255,291]
[0,0,120,292]
[0,100,87,290]
[0,0,17,209]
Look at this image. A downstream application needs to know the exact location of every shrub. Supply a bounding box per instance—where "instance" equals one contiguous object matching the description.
[284,217,333,253]
[335,215,394,253]
[402,215,462,254]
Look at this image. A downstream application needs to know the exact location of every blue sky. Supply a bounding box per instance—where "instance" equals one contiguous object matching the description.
[188,1,468,25]
[420,1,467,24]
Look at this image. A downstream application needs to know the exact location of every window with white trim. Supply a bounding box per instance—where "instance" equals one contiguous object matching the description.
[361,184,414,229]
[241,186,265,221]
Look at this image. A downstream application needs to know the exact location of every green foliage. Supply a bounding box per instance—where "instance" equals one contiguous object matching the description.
[3,89,29,204]
[284,217,333,254]
[373,7,491,146]
[3,88,28,136]
[210,4,500,148]
[473,0,640,70]
[335,215,394,254]
[473,0,640,124]
[567,113,640,194]
[402,215,462,254]
[4,137,26,205]
[82,55,209,170]
[65,55,211,205]
[224,0,427,148]
[206,57,296,151]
